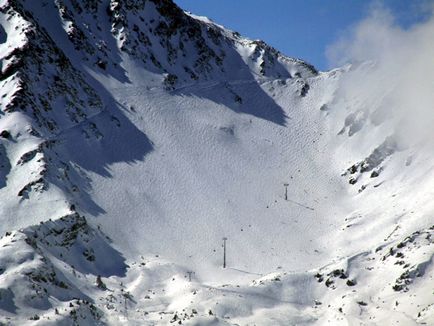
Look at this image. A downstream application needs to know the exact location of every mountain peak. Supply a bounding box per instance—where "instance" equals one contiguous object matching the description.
[1,1,430,325]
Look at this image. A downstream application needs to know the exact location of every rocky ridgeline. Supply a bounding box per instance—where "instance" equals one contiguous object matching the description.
[342,137,400,193]
[47,0,317,87]
[0,1,103,132]
[0,0,317,202]
[311,224,434,322]
[0,212,125,324]
[0,0,107,202]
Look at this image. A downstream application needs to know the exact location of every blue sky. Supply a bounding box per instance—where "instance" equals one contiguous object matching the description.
[174,0,432,70]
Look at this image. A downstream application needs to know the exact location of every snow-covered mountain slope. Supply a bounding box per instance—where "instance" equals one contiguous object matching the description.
[0,0,433,325]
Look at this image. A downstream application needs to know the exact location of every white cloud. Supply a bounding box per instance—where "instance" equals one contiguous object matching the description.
[327,2,434,147]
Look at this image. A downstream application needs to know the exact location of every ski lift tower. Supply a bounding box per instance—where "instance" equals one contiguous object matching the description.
[284,183,289,201]
[222,237,228,268]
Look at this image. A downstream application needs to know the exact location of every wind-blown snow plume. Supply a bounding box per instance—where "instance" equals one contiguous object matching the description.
[327,3,434,148]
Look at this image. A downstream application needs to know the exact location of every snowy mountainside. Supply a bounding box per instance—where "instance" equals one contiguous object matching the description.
[0,0,433,325]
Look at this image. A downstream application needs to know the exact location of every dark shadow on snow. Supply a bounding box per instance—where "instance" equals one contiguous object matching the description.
[174,78,288,126]
[24,213,128,277]
[0,23,6,44]
[0,144,11,189]
[54,71,154,216]
[0,288,17,314]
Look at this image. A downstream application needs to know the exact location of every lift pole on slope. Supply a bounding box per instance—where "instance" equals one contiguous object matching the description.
[284,183,289,201]
[222,237,228,268]
[187,271,195,282]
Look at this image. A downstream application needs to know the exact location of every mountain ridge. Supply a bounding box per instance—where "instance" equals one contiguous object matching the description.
[0,0,433,325]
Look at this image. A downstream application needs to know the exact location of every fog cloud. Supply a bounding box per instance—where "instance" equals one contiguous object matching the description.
[327,2,434,147]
